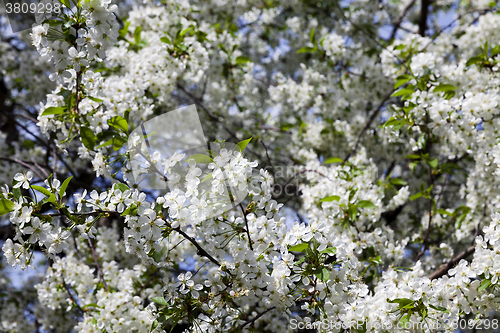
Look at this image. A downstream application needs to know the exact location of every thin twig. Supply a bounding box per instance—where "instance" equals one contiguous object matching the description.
[428,245,475,280]
[282,169,333,189]
[421,8,495,52]
[0,157,47,180]
[71,230,83,261]
[87,238,109,291]
[62,278,84,314]
[239,202,253,251]
[344,88,395,162]
[15,120,78,178]
[390,0,417,40]
[260,140,275,178]
[176,83,238,141]
[172,225,221,266]
[176,83,263,161]
[236,306,276,331]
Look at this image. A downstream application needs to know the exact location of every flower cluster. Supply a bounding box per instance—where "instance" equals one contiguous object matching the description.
[2,0,500,332]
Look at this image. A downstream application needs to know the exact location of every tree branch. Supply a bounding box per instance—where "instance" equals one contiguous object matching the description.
[344,88,394,161]
[390,0,417,40]
[0,157,48,180]
[239,202,253,251]
[428,245,475,280]
[87,237,109,291]
[235,306,276,331]
[418,0,430,36]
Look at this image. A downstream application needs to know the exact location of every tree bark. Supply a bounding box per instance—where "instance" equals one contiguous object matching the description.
[419,0,431,36]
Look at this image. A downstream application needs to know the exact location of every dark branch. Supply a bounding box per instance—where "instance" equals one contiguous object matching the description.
[428,245,475,280]
[390,0,417,40]
[418,0,430,36]
[344,88,394,161]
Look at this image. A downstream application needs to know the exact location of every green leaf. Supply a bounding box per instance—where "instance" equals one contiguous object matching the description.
[236,137,252,152]
[437,209,452,216]
[114,183,130,193]
[235,56,251,65]
[492,45,500,57]
[433,84,456,93]
[466,55,483,67]
[433,84,457,99]
[455,206,471,229]
[357,200,376,209]
[43,194,57,204]
[318,195,340,203]
[310,28,315,43]
[324,157,343,164]
[394,44,405,50]
[455,215,467,229]
[188,154,213,164]
[87,96,103,103]
[428,158,438,169]
[348,205,357,221]
[389,178,408,186]
[80,126,96,151]
[297,46,316,54]
[294,257,307,265]
[82,303,101,309]
[478,279,492,292]
[400,313,410,325]
[12,180,21,200]
[153,246,167,262]
[41,19,63,26]
[0,199,14,216]
[403,102,417,113]
[119,21,130,38]
[96,136,126,150]
[320,247,336,254]
[121,204,138,217]
[429,304,449,313]
[437,162,459,174]
[381,117,406,130]
[314,267,330,281]
[96,130,118,143]
[179,26,194,37]
[289,243,309,253]
[201,172,213,183]
[388,298,414,308]
[382,117,399,127]
[409,192,422,201]
[196,30,208,42]
[391,88,414,97]
[160,36,171,44]
[31,185,52,197]
[394,77,412,89]
[112,137,126,151]
[151,297,169,306]
[370,255,382,264]
[59,176,73,198]
[134,26,142,44]
[405,154,420,159]
[59,0,71,8]
[108,116,129,133]
[41,107,65,116]
[23,140,35,149]
[349,189,357,202]
[394,267,412,272]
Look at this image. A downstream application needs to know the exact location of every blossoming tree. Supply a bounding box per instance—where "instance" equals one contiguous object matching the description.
[1,0,500,332]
